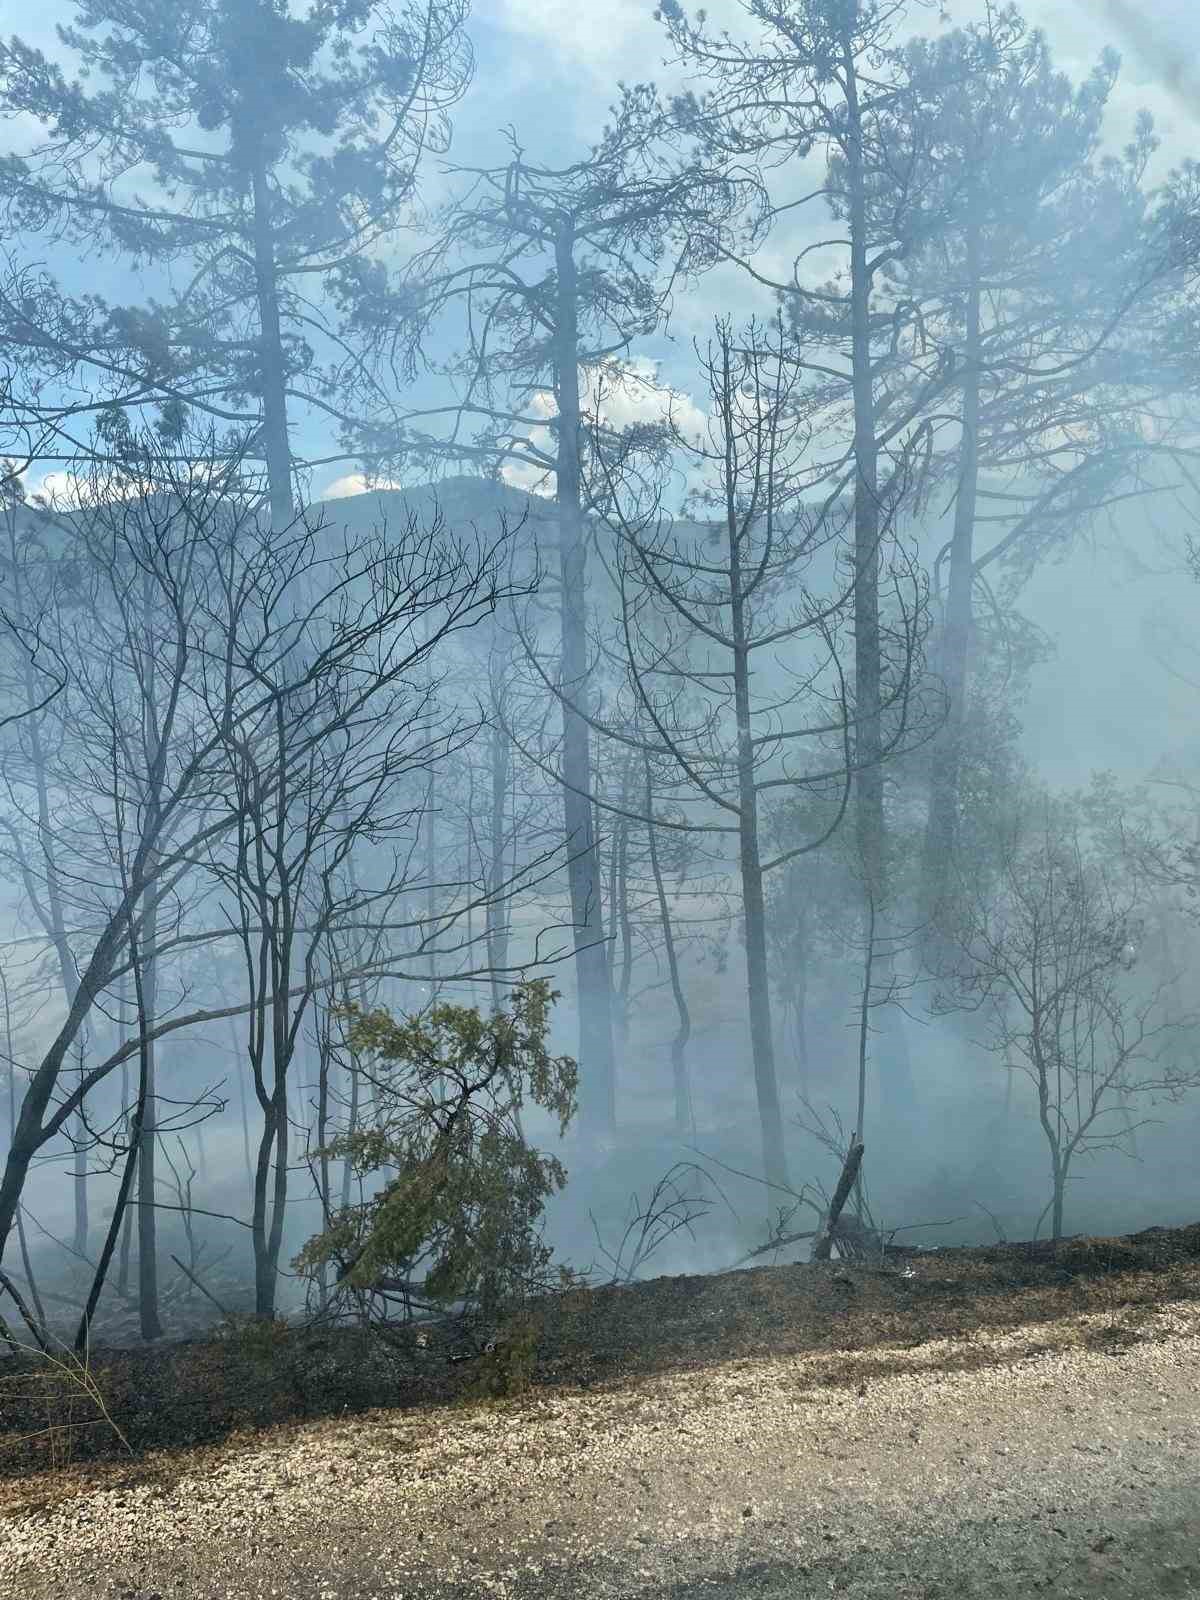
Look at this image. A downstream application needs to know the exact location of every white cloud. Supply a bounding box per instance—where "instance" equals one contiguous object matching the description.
[495,358,709,496]
[491,0,675,80]
[319,472,405,501]
[593,358,708,442]
[938,0,1200,179]
[23,468,149,510]
[499,458,555,497]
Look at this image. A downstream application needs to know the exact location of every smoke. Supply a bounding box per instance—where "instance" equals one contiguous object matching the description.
[1095,0,1200,112]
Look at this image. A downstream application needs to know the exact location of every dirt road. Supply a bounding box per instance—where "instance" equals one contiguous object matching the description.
[4,1297,1198,1600]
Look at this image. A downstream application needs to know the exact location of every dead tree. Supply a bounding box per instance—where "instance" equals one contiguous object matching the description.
[935,788,1200,1240]
[342,85,759,1145]
[0,424,530,1309]
[510,314,933,1205]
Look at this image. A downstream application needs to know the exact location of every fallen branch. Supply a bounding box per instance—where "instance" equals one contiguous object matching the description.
[737,1217,874,1265]
[170,1254,235,1322]
[728,1218,822,1270]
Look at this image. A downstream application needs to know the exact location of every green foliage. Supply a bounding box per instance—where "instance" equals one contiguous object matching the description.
[292,980,578,1329]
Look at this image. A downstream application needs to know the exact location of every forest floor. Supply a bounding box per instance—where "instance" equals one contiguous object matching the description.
[3,1219,1200,1502]
[1,1218,1199,1597]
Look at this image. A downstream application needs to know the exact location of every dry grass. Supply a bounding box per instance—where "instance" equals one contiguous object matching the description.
[1,1219,1198,1522]
[0,1326,131,1472]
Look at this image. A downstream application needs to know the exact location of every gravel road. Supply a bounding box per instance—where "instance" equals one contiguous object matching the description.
[4,1299,1199,1600]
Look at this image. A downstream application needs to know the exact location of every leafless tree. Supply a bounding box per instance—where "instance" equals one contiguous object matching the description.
[0,424,531,1313]
[512,314,933,1202]
[342,84,759,1144]
[201,574,500,1318]
[934,789,1200,1240]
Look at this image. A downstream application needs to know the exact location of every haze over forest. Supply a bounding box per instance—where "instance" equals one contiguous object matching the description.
[0,0,1199,1348]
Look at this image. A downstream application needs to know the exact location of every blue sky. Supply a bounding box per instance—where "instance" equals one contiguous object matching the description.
[6,0,1200,794]
[6,0,1199,504]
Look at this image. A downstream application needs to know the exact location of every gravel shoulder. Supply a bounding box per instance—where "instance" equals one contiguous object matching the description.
[3,1229,1200,1599]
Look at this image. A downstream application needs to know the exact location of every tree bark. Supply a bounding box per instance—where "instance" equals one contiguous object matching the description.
[250,152,294,533]
[727,428,790,1202]
[843,32,917,1132]
[553,222,616,1143]
[921,194,982,943]
[643,754,693,1137]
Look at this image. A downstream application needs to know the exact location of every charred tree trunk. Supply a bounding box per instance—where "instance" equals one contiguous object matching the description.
[135,881,162,1340]
[250,707,296,1322]
[727,432,790,1202]
[643,755,693,1137]
[251,973,292,1320]
[75,986,150,1353]
[250,151,294,533]
[811,1138,865,1262]
[1,968,45,1334]
[921,194,982,949]
[553,222,615,1144]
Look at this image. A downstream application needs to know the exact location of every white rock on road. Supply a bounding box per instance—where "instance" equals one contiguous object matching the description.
[3,1300,1199,1599]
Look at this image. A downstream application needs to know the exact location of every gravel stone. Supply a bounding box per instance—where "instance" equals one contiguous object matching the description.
[3,1298,1198,1599]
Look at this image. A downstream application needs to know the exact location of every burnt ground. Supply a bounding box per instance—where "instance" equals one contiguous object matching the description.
[2,1217,1199,1523]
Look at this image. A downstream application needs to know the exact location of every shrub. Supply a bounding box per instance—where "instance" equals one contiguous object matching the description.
[292,980,581,1341]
